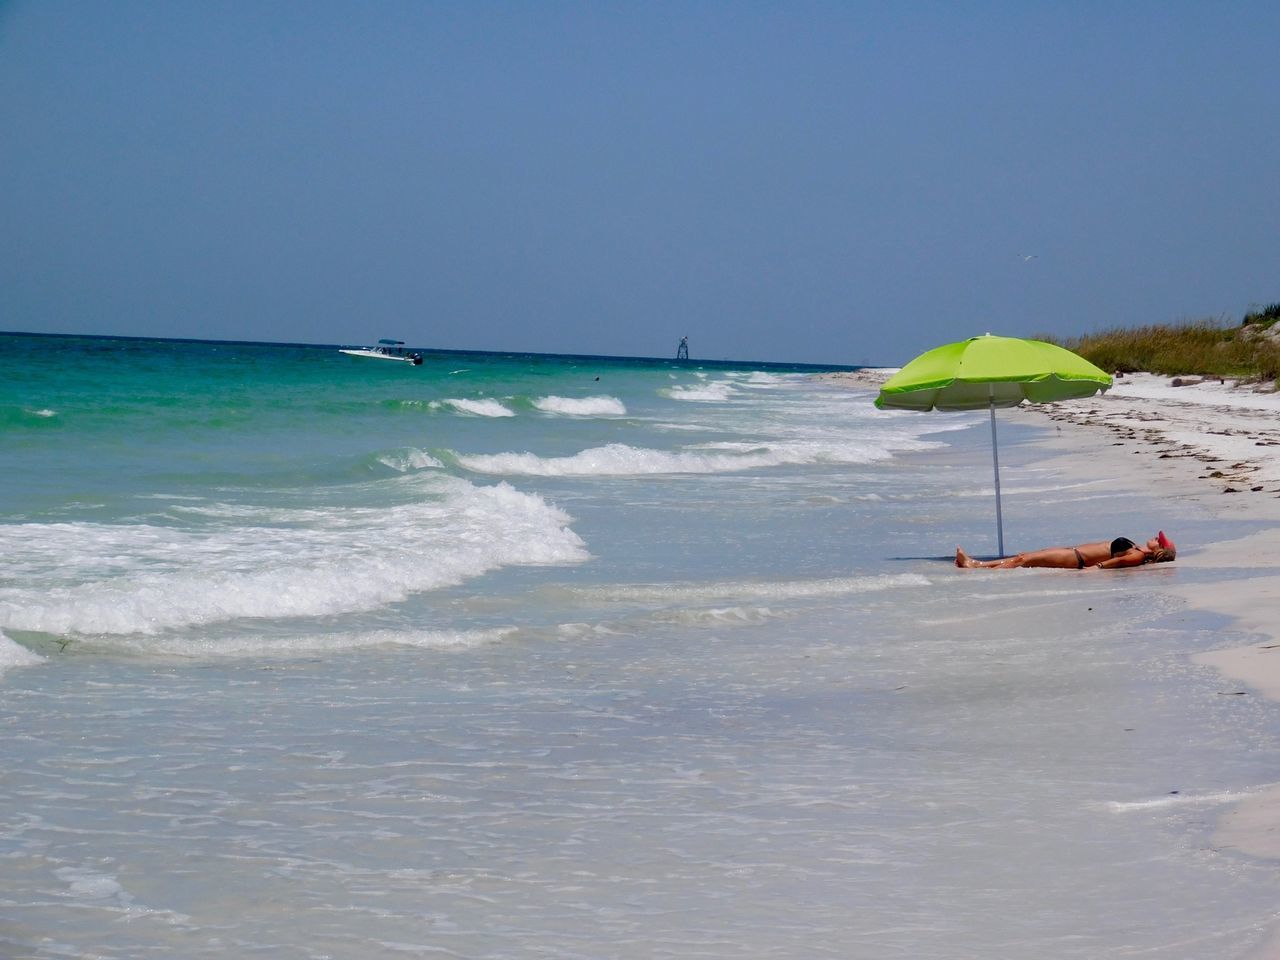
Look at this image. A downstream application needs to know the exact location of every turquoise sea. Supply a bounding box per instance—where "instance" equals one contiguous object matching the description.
[2,333,1278,958]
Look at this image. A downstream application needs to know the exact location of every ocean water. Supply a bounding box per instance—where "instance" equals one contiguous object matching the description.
[2,333,1278,959]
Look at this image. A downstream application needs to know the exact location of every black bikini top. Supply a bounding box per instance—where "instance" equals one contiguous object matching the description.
[1110,537,1137,556]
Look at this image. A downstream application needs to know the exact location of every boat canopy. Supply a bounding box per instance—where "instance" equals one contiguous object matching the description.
[378,339,405,346]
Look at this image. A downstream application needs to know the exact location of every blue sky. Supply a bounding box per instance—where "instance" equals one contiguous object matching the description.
[2,2,1277,364]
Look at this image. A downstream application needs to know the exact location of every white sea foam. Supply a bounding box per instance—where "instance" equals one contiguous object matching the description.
[377,448,443,472]
[434,398,515,417]
[533,395,627,417]
[99,627,517,659]
[650,421,708,432]
[1102,790,1248,813]
[555,622,622,638]
[0,478,587,636]
[454,438,941,477]
[664,382,736,402]
[740,371,789,385]
[0,629,43,676]
[570,572,930,604]
[950,479,1113,499]
[654,605,780,626]
[30,408,57,418]
[55,867,130,903]
[554,605,784,636]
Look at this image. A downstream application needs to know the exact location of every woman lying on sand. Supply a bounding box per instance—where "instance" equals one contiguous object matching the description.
[956,531,1176,570]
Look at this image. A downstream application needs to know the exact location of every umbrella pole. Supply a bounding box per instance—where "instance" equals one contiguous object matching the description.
[988,396,1004,556]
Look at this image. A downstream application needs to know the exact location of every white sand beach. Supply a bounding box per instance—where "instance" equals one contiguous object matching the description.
[1011,375,1280,713]
[835,367,1280,886]
[1029,376,1280,890]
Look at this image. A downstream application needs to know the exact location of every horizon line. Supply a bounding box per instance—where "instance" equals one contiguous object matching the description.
[0,329,863,373]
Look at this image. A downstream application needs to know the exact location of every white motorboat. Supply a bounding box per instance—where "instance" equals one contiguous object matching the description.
[338,339,424,365]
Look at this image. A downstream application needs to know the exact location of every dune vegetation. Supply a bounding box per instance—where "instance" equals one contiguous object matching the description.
[1047,304,1280,382]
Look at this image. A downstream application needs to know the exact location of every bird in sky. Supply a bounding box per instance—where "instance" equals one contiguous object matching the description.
[1019,253,1038,261]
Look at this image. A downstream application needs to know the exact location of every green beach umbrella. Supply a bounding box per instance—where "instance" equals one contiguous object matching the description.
[875,334,1111,555]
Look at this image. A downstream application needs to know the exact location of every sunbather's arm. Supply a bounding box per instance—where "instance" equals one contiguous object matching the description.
[1094,549,1147,569]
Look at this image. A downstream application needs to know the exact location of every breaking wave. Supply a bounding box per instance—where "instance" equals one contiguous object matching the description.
[533,395,627,417]
[432,398,515,417]
[0,629,43,676]
[0,477,587,637]
[664,382,736,402]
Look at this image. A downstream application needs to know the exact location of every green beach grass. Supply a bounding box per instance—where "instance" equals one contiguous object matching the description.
[1047,304,1280,382]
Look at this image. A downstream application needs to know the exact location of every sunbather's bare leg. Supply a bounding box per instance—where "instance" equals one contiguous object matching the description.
[956,546,1078,569]
[955,547,1022,568]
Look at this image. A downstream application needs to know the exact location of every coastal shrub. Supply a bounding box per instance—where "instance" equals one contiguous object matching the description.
[1049,320,1279,381]
[1255,342,1280,382]
[1242,302,1280,328]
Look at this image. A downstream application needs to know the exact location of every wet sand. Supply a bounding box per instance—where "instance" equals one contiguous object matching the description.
[831,367,1280,887]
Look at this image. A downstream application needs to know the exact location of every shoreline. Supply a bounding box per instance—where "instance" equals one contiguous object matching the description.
[825,368,1280,879]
